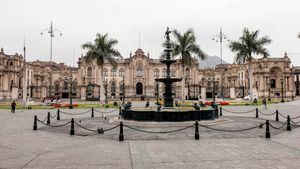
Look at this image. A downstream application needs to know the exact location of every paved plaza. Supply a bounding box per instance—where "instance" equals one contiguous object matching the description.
[1,100,300,169]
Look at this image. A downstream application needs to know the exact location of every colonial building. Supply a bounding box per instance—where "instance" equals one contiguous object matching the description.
[0,47,296,101]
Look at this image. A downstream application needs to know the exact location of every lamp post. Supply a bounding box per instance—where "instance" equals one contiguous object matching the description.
[104,79,108,104]
[212,77,216,105]
[281,78,285,103]
[212,27,229,99]
[40,21,62,97]
[267,81,271,101]
[122,75,125,104]
[69,69,73,109]
[156,83,159,104]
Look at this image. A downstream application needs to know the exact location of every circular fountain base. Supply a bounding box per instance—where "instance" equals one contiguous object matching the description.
[121,108,219,121]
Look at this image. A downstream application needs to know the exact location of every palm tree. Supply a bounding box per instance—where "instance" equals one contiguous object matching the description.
[82,33,121,102]
[229,28,271,101]
[171,28,206,101]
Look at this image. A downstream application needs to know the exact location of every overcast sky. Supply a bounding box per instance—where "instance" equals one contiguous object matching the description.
[1,0,300,67]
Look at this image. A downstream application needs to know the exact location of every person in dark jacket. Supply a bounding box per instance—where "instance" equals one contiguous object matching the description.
[11,101,16,114]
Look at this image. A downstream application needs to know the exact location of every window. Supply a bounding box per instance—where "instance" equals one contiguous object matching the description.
[87,67,93,77]
[63,81,68,90]
[171,69,175,77]
[111,68,117,77]
[119,68,125,77]
[136,66,143,77]
[186,68,190,78]
[111,81,116,93]
[10,62,13,66]
[270,79,276,88]
[103,68,108,76]
[154,69,159,78]
[162,68,166,77]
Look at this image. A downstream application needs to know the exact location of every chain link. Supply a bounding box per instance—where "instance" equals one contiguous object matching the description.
[37,119,71,127]
[123,124,195,134]
[59,109,91,115]
[269,121,287,129]
[222,108,256,114]
[257,110,276,116]
[198,123,264,132]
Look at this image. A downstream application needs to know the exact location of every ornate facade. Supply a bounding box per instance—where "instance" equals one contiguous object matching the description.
[0,47,297,101]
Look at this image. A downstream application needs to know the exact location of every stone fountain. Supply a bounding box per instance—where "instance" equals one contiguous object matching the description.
[121,28,218,121]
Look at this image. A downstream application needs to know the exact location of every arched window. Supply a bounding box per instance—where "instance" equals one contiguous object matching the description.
[119,68,125,77]
[186,68,190,77]
[87,67,93,77]
[154,68,159,78]
[111,68,117,77]
[270,79,276,88]
[111,81,116,93]
[103,68,108,76]
[171,69,175,77]
[162,68,166,77]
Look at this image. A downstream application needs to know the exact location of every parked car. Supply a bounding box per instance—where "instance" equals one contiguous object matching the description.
[243,94,258,100]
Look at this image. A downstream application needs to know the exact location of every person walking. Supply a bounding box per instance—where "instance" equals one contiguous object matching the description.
[262,98,267,109]
[11,101,16,114]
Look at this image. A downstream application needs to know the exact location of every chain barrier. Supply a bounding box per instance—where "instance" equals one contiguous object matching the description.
[74,121,120,133]
[50,113,57,118]
[269,121,287,129]
[257,110,276,116]
[123,124,195,134]
[59,109,91,115]
[198,123,264,132]
[94,109,118,114]
[74,122,98,132]
[222,108,256,114]
[290,119,300,126]
[103,125,120,132]
[37,119,71,127]
[278,113,287,118]
[290,115,300,120]
[40,115,48,122]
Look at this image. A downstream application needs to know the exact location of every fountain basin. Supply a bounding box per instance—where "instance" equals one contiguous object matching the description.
[121,108,218,121]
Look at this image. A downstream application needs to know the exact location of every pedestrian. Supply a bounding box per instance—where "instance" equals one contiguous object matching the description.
[11,101,16,114]
[145,100,150,108]
[262,98,267,109]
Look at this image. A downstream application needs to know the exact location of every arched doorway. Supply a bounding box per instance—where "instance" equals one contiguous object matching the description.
[136,82,143,95]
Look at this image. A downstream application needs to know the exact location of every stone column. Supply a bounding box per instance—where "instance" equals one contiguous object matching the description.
[201,86,206,99]
[230,86,236,99]
[81,85,86,100]
[41,86,47,98]
[11,85,19,100]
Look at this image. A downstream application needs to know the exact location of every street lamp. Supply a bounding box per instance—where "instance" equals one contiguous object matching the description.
[212,27,230,99]
[155,83,159,104]
[122,75,125,104]
[40,21,62,97]
[281,78,285,103]
[267,81,271,101]
[104,79,108,104]
[69,69,74,109]
[212,77,216,105]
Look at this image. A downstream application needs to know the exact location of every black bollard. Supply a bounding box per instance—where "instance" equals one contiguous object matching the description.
[119,106,121,116]
[256,108,259,118]
[195,121,199,140]
[47,112,51,124]
[287,115,291,131]
[33,115,37,130]
[119,122,124,141]
[265,120,270,138]
[70,118,75,135]
[275,110,279,121]
[57,109,60,120]
[91,107,94,118]
[220,107,222,116]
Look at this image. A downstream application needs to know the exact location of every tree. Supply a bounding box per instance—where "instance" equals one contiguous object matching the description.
[229,28,271,101]
[171,28,206,101]
[82,33,121,102]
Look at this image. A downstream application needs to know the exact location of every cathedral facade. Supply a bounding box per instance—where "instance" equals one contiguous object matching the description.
[0,47,297,101]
